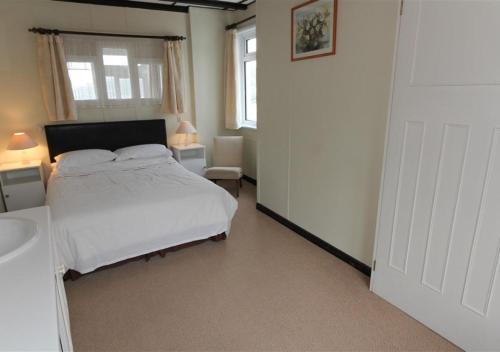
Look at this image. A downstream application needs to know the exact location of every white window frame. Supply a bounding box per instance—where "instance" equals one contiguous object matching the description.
[237,26,257,129]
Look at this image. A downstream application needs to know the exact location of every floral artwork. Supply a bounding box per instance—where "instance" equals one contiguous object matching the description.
[292,0,337,61]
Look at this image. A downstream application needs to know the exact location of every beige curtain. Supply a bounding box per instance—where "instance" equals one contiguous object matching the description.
[224,29,241,130]
[161,40,185,115]
[37,34,77,121]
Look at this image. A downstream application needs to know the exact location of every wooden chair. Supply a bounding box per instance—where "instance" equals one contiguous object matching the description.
[204,136,243,197]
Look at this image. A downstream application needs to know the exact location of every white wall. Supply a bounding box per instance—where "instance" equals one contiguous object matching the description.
[257,0,399,265]
[189,7,231,166]
[229,3,258,180]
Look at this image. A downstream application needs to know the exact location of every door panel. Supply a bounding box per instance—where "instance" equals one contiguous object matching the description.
[462,128,500,316]
[388,121,425,273]
[421,124,469,293]
[411,1,500,86]
[372,1,500,350]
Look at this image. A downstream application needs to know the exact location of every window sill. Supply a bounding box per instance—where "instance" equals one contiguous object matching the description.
[241,122,257,130]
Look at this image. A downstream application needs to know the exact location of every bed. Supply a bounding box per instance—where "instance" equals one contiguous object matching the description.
[44,120,238,279]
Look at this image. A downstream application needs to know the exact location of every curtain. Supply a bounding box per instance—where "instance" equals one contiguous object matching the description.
[37,34,77,121]
[224,29,242,130]
[161,40,185,115]
[63,35,163,108]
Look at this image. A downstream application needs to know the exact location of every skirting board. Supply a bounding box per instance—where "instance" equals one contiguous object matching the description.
[256,203,372,277]
[243,175,257,185]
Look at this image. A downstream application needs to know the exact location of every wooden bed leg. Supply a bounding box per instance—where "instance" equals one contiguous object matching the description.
[211,233,227,241]
[158,249,167,258]
[145,253,153,262]
[64,269,82,281]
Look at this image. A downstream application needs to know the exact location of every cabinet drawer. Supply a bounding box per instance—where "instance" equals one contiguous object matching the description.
[3,181,45,211]
[180,149,204,160]
[1,167,41,186]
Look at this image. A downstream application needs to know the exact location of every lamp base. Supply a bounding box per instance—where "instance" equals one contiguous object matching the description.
[21,150,30,164]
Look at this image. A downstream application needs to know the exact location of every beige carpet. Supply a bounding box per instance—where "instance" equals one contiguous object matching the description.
[66,181,459,351]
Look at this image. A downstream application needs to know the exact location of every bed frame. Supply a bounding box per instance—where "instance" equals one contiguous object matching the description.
[63,233,227,281]
[44,120,227,281]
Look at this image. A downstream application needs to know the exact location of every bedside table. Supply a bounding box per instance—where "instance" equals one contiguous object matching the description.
[171,144,206,175]
[0,160,45,212]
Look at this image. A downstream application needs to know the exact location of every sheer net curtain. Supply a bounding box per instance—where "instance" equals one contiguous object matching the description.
[63,35,164,109]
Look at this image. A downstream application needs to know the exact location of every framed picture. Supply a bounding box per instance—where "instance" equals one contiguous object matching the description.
[291,0,338,62]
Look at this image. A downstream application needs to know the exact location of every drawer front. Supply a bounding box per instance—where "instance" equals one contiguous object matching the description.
[1,167,41,186]
[3,181,45,211]
[181,149,204,159]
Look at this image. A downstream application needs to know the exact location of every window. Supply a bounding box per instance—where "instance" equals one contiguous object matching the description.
[64,36,164,107]
[237,27,257,128]
[66,61,97,100]
[137,62,163,99]
[102,48,132,100]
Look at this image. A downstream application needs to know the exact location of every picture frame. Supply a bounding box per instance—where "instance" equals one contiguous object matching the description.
[291,0,338,62]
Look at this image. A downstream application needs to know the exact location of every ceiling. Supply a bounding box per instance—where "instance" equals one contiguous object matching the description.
[55,0,255,12]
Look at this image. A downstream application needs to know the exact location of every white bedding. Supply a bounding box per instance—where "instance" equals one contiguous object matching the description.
[46,156,238,274]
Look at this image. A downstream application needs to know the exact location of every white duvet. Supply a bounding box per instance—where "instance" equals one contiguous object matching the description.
[46,157,238,274]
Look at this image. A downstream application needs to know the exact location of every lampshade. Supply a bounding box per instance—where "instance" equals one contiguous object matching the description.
[7,132,38,151]
[176,121,197,134]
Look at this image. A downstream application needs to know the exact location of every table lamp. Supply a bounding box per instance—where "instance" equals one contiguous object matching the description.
[7,132,38,164]
[176,121,197,146]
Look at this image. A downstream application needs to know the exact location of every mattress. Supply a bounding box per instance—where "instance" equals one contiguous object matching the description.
[46,156,238,274]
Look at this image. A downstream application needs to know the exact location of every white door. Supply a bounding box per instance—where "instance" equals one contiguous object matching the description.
[372,1,500,350]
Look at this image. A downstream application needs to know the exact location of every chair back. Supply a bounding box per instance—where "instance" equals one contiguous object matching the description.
[213,136,243,167]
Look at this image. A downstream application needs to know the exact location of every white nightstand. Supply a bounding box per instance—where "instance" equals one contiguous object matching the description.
[0,160,45,212]
[171,144,206,175]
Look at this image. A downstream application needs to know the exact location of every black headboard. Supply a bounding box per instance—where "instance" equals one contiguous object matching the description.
[45,119,167,162]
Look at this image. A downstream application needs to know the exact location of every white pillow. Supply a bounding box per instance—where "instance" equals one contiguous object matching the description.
[114,144,171,161]
[55,149,117,169]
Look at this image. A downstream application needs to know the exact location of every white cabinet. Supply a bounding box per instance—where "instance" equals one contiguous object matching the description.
[0,207,72,351]
[55,260,73,351]
[0,160,45,212]
[171,144,206,175]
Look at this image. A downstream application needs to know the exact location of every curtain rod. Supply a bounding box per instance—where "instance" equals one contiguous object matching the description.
[28,27,186,41]
[225,15,256,30]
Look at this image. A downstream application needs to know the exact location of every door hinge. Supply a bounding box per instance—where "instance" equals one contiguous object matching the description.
[372,260,377,272]
[400,0,404,16]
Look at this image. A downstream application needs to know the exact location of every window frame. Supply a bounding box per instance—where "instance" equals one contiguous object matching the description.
[237,26,257,129]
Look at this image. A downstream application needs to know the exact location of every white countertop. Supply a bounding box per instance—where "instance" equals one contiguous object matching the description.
[0,160,42,172]
[0,206,59,351]
[171,143,205,151]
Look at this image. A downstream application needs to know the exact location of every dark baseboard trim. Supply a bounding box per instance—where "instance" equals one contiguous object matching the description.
[256,203,372,277]
[243,175,257,185]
